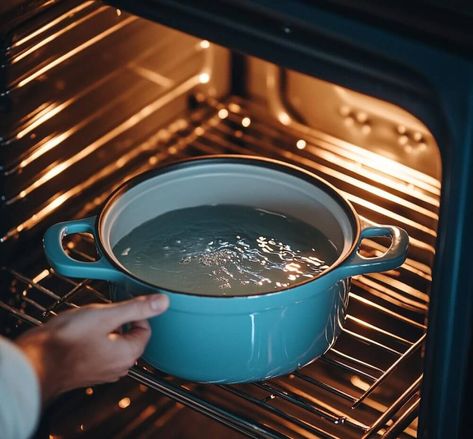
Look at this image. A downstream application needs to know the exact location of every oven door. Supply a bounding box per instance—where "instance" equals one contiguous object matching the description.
[106,1,473,437]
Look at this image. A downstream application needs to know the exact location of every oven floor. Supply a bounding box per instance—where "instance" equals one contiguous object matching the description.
[1,95,438,438]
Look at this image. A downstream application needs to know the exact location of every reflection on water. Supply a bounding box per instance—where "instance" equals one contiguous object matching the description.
[113,205,338,295]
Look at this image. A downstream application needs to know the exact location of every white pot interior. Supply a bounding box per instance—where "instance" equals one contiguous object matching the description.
[100,161,357,268]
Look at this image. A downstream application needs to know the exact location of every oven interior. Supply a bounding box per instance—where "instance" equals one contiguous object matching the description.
[0,3,441,438]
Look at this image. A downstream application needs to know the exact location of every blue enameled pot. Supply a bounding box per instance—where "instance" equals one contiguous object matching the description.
[43,155,409,383]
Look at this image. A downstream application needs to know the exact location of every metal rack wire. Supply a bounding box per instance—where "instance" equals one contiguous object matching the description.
[0,96,436,438]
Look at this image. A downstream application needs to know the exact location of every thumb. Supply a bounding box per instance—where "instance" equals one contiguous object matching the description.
[101,294,169,329]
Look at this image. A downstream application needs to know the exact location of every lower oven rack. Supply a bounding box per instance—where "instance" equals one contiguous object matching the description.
[0,96,435,438]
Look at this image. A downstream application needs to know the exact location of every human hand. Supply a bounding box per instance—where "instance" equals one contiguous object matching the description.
[15,294,169,404]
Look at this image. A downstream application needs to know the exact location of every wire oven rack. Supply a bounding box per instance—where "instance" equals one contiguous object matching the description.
[0,96,437,438]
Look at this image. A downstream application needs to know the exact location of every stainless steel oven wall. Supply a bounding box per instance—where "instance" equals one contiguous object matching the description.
[0,1,229,255]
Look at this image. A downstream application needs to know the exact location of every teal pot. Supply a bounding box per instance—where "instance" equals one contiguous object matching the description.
[43,156,409,383]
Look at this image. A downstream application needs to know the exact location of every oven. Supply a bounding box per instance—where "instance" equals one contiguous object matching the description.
[1,1,472,438]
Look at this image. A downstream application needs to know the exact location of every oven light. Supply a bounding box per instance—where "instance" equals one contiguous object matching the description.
[85,387,94,396]
[200,40,210,49]
[116,9,122,16]
[218,109,229,119]
[199,72,210,84]
[296,139,306,150]
[241,117,251,127]
[118,397,131,409]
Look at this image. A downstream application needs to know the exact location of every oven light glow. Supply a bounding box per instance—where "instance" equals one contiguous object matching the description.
[32,269,50,284]
[344,117,355,127]
[200,40,210,49]
[397,124,407,134]
[218,109,229,119]
[17,17,136,88]
[116,9,122,16]
[85,387,94,396]
[118,397,131,409]
[116,158,126,168]
[16,102,59,139]
[296,139,306,150]
[350,376,370,391]
[278,112,290,125]
[413,132,423,142]
[398,135,409,146]
[241,117,251,127]
[199,72,210,84]
[19,132,69,169]
[355,111,368,123]
[228,103,241,113]
[339,105,351,117]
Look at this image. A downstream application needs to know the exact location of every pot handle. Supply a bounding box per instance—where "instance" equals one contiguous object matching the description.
[332,225,409,279]
[43,216,122,281]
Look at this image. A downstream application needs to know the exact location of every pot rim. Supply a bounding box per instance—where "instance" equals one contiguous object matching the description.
[96,155,361,297]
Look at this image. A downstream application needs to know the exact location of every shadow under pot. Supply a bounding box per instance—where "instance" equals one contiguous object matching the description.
[43,155,409,383]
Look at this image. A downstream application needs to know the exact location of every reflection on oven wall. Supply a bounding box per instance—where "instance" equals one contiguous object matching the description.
[0,3,230,248]
[247,58,441,179]
[0,1,442,438]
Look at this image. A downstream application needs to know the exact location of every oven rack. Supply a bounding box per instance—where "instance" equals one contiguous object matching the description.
[0,96,436,438]
[0,263,424,439]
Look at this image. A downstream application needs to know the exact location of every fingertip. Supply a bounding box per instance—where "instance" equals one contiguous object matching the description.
[148,294,169,313]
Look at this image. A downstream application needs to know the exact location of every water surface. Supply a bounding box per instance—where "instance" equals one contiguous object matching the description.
[113,205,338,295]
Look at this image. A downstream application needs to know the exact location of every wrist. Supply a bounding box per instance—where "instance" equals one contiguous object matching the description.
[16,330,63,404]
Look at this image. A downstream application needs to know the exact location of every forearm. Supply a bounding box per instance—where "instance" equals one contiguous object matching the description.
[0,336,40,439]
